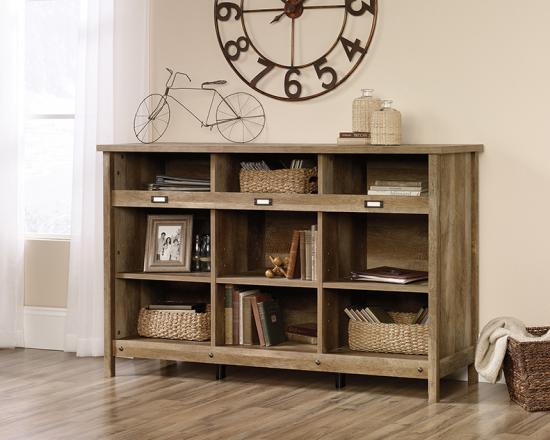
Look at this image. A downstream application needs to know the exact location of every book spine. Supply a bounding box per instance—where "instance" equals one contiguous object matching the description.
[251,298,266,346]
[286,332,317,345]
[299,231,306,280]
[311,225,317,281]
[286,230,300,279]
[224,285,233,345]
[242,297,253,345]
[305,231,312,281]
[257,302,271,347]
[367,190,423,196]
[231,286,239,345]
[286,325,317,337]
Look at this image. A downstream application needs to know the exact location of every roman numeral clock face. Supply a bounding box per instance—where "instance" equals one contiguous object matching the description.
[214,0,377,101]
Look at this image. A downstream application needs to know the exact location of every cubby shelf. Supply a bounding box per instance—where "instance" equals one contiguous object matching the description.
[322,280,429,293]
[116,272,211,283]
[102,142,482,403]
[216,275,316,289]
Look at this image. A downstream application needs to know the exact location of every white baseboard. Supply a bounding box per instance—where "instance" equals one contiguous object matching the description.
[23,306,67,351]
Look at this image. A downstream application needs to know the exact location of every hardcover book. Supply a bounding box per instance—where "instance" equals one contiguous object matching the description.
[257,300,286,347]
[224,285,233,345]
[350,266,428,284]
[286,322,317,338]
[286,230,301,279]
[239,289,260,345]
[250,293,273,346]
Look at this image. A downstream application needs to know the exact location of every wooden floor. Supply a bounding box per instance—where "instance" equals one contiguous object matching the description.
[1,349,549,440]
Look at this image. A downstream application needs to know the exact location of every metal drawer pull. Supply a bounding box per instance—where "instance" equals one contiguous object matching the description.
[365,200,384,208]
[151,195,168,204]
[254,198,272,206]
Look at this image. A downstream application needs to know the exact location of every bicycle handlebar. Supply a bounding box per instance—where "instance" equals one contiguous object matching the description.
[166,67,191,88]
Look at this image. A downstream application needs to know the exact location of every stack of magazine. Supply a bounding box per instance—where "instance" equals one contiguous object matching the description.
[148,175,210,192]
[350,266,428,284]
[367,180,427,197]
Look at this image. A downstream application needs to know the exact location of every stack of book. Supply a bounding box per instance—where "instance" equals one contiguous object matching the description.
[345,306,429,325]
[224,285,286,347]
[367,180,427,197]
[337,131,370,145]
[350,266,428,284]
[286,226,318,281]
[286,322,317,345]
[148,175,210,192]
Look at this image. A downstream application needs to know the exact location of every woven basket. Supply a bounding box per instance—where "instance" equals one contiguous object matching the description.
[239,168,317,194]
[503,327,550,411]
[137,308,211,341]
[348,311,428,355]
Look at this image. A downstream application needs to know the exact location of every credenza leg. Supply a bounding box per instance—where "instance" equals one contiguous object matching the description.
[216,364,226,380]
[335,373,346,390]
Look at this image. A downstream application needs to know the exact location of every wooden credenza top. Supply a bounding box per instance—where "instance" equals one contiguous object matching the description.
[97,142,483,155]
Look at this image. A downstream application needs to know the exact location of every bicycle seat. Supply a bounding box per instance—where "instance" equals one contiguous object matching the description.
[202,80,227,88]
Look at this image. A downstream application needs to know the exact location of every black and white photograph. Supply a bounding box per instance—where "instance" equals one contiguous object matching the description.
[144,215,193,272]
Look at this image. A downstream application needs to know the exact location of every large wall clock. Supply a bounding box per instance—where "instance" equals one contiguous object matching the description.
[214,0,378,101]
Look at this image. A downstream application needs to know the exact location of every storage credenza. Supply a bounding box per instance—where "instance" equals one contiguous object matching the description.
[99,142,482,403]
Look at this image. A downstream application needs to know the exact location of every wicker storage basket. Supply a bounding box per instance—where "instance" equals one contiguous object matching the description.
[137,308,211,342]
[503,327,550,411]
[348,311,428,355]
[239,167,317,194]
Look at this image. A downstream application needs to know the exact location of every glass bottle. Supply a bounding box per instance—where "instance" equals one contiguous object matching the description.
[200,234,211,272]
[192,234,202,272]
[370,99,402,146]
[352,88,382,138]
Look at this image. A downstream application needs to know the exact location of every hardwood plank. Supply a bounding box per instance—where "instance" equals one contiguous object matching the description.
[322,280,429,293]
[428,154,441,403]
[103,152,115,377]
[116,272,211,283]
[97,142,484,155]
[4,348,545,440]
[112,190,430,214]
[216,274,316,288]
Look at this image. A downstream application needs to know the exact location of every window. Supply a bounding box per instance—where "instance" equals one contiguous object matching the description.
[24,0,81,236]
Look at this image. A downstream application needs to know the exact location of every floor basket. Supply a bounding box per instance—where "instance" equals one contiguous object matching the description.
[239,167,317,194]
[137,308,211,342]
[503,326,550,411]
[348,311,428,355]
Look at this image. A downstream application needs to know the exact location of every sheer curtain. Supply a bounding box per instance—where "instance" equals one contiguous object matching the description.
[0,1,25,349]
[64,0,149,356]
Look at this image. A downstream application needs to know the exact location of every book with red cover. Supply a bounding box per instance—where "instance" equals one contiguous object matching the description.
[350,266,428,284]
[286,322,317,338]
[286,230,301,279]
[250,293,273,346]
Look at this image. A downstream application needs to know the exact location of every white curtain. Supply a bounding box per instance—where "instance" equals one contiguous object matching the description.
[0,1,25,348]
[64,0,149,356]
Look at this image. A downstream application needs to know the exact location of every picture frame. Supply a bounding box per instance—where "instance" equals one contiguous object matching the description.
[143,214,193,272]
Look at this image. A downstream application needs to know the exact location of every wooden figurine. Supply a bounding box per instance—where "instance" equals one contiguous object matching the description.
[265,255,288,278]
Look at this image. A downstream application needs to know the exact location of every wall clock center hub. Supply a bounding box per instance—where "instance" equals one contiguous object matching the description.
[284,0,304,19]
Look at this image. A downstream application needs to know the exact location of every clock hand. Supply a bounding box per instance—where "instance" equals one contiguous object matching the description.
[270,11,286,23]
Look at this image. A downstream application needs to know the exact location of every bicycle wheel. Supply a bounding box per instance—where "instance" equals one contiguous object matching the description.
[216,92,265,143]
[134,94,171,144]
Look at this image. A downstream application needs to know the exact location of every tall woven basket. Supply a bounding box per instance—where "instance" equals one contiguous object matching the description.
[240,168,317,194]
[137,308,211,342]
[348,311,428,355]
[503,327,550,411]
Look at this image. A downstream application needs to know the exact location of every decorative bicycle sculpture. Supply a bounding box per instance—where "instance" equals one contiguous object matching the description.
[134,68,266,143]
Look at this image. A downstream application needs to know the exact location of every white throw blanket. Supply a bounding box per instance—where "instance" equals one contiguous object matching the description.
[475,317,550,383]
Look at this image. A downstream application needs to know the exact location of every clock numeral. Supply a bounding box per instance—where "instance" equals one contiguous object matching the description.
[216,2,242,21]
[284,68,302,100]
[340,37,366,62]
[251,58,276,88]
[313,57,337,90]
[223,37,250,61]
[345,0,376,16]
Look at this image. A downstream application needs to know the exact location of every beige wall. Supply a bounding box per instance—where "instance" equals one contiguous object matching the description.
[24,239,69,308]
[150,0,550,326]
